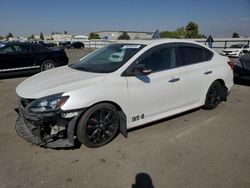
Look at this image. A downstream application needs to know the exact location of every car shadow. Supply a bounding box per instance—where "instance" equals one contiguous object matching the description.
[0,71,38,80]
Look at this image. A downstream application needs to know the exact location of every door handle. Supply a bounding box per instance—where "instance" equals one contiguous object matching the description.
[204,71,212,75]
[169,77,180,83]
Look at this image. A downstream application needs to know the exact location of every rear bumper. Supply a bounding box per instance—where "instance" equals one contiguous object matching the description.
[15,101,82,148]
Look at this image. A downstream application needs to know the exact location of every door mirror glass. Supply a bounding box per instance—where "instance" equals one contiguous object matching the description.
[132,64,152,76]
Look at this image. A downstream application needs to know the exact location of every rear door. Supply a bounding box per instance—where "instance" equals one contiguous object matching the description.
[176,43,214,108]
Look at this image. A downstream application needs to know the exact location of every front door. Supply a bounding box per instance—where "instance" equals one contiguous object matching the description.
[125,44,181,128]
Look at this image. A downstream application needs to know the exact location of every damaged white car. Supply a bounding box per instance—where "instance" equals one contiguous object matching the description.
[15,39,233,148]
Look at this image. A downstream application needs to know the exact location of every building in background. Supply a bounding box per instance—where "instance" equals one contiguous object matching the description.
[51,33,73,42]
[95,31,154,40]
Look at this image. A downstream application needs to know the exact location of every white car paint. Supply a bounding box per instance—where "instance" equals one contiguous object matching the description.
[16,39,233,130]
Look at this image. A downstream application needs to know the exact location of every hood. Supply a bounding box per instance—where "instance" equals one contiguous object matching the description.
[16,66,106,99]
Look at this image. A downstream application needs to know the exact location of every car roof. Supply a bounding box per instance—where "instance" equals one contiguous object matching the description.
[116,39,203,46]
[6,42,34,46]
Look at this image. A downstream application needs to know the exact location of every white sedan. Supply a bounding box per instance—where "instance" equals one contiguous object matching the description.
[15,39,233,148]
[222,44,250,58]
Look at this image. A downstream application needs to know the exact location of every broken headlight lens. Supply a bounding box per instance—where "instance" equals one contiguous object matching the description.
[28,94,69,113]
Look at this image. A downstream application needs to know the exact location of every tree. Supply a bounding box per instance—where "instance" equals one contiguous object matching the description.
[28,34,35,40]
[88,32,100,40]
[6,32,14,40]
[40,32,44,40]
[160,21,205,39]
[185,21,199,38]
[118,31,130,40]
[160,31,180,38]
[0,35,3,40]
[175,27,186,38]
[64,31,68,34]
[232,32,240,38]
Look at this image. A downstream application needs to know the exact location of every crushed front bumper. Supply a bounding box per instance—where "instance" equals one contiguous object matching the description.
[15,100,82,148]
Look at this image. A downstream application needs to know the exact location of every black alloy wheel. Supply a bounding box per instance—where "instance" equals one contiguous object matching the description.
[204,81,222,110]
[77,103,120,148]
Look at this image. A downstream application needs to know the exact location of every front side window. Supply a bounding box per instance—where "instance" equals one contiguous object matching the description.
[70,44,145,73]
[230,44,243,48]
[137,46,175,72]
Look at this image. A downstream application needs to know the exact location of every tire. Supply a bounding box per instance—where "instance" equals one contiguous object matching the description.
[203,81,223,110]
[77,103,120,148]
[41,60,56,71]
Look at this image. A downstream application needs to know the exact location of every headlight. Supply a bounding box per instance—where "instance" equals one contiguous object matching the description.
[28,94,69,113]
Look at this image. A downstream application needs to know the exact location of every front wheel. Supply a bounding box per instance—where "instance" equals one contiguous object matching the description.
[203,81,223,110]
[77,103,120,148]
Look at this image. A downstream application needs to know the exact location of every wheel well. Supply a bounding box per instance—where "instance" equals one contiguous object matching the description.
[213,79,228,101]
[74,101,127,138]
[39,58,56,65]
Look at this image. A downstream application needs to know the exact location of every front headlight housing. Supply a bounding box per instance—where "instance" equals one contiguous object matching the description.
[28,94,69,113]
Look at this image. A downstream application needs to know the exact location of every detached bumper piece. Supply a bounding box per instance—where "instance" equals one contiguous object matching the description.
[16,116,43,146]
[15,102,78,148]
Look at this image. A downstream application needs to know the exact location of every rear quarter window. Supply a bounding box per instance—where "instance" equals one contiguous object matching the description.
[178,44,214,67]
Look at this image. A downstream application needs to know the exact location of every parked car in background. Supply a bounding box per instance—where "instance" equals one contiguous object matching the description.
[0,41,5,48]
[222,43,250,58]
[59,41,85,49]
[0,42,68,75]
[32,41,58,48]
[59,41,71,49]
[15,39,233,149]
[233,52,250,79]
[71,42,85,49]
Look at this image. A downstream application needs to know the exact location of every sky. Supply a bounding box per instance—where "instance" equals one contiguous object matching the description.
[0,0,250,38]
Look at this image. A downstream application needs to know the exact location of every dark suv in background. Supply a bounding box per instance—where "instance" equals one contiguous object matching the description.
[0,42,68,76]
[233,52,250,80]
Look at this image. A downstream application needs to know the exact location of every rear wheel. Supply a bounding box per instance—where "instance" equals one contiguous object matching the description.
[41,60,56,71]
[203,81,222,110]
[77,103,120,148]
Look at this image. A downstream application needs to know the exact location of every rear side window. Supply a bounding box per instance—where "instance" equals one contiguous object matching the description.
[177,44,214,67]
[31,44,47,52]
[204,48,213,61]
[179,46,203,66]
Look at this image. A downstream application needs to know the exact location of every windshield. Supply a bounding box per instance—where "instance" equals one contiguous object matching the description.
[230,44,243,48]
[70,43,145,73]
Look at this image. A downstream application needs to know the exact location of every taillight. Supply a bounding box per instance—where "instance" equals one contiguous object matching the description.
[227,61,235,70]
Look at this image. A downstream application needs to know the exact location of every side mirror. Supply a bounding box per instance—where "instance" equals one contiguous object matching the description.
[132,64,152,76]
